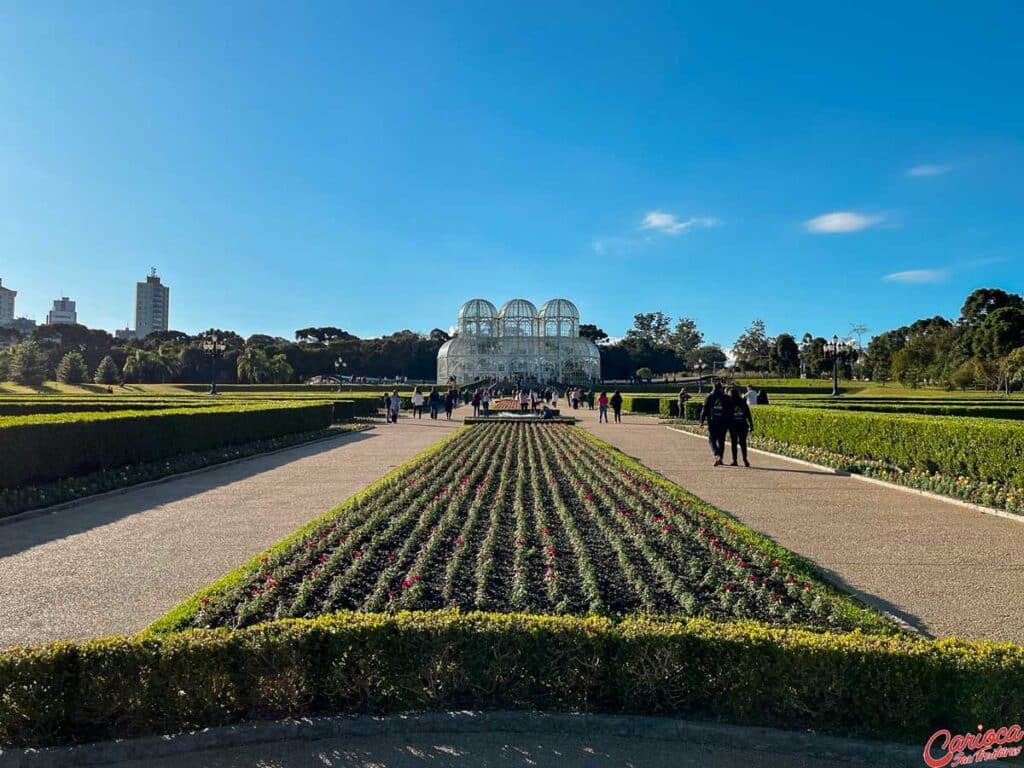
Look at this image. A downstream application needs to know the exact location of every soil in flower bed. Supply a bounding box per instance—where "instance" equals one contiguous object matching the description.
[186,423,888,633]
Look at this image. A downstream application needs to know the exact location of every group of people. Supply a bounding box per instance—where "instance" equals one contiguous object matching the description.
[390,387,462,422]
[698,383,761,467]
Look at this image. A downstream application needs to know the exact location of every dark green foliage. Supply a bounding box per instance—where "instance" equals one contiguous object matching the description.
[55,352,90,385]
[2,611,1023,748]
[751,407,1024,487]
[9,341,49,386]
[93,355,121,385]
[0,403,333,489]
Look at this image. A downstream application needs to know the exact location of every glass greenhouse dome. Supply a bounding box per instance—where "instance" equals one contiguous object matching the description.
[437,297,601,385]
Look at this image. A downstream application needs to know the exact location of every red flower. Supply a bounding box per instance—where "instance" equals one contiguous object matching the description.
[661,525,671,532]
[585,493,593,501]
[260,556,269,564]
[200,596,210,605]
[802,581,812,590]
[320,554,329,563]
[455,536,464,545]
[402,580,413,588]
[542,528,550,536]
[354,551,362,558]
[413,574,421,582]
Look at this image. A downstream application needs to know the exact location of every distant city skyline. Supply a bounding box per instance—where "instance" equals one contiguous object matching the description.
[2,4,1022,345]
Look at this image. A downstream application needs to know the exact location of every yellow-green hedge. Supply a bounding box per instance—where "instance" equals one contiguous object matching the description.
[0,403,333,489]
[1,610,1022,747]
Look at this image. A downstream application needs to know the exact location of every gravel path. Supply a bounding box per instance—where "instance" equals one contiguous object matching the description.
[581,414,1024,643]
[0,418,460,648]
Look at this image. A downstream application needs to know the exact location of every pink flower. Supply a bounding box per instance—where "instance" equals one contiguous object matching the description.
[354,551,362,558]
[200,596,210,605]
[320,554,329,563]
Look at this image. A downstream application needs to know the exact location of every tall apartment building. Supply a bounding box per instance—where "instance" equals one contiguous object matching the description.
[134,268,169,339]
[46,297,77,325]
[0,278,15,325]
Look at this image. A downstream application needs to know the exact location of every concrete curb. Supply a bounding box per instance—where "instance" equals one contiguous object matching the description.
[0,426,372,529]
[665,425,1024,525]
[0,711,931,767]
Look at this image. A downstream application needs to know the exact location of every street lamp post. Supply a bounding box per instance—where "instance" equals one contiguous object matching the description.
[335,358,347,392]
[822,334,850,398]
[202,334,227,395]
[695,359,708,393]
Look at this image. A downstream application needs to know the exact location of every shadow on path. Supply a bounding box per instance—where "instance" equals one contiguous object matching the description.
[0,431,377,559]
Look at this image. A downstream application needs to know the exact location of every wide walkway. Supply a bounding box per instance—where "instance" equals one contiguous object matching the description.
[0,417,460,648]
[583,414,1024,643]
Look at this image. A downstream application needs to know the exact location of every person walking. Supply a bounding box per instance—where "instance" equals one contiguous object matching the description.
[727,387,755,467]
[757,388,770,405]
[382,392,392,423]
[699,382,730,466]
[428,387,440,420]
[598,391,609,423]
[519,388,529,413]
[745,385,759,407]
[610,390,623,423]
[389,390,401,423]
[471,389,481,417]
[481,388,491,416]
[444,390,454,420]
[412,387,425,419]
[587,388,594,410]
[677,387,691,419]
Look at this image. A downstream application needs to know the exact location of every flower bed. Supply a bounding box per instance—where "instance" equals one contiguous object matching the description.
[672,424,1024,517]
[489,398,522,412]
[158,422,890,635]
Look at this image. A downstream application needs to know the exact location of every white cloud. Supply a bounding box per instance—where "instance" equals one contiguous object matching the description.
[907,164,951,177]
[805,211,882,234]
[882,269,950,284]
[640,211,718,235]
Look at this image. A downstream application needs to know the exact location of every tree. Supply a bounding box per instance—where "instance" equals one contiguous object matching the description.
[732,320,770,372]
[0,349,12,382]
[960,288,1024,327]
[625,312,672,345]
[56,351,89,384]
[10,341,49,386]
[769,334,801,376]
[94,355,121,385]
[237,347,271,384]
[267,353,294,384]
[579,324,609,343]
[1004,347,1024,392]
[686,344,727,369]
[668,317,703,362]
[973,307,1024,359]
[429,328,451,344]
[635,367,654,382]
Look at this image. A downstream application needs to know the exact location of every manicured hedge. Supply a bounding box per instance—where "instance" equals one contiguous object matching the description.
[0,403,333,489]
[619,395,702,420]
[0,401,221,417]
[1,610,1021,748]
[784,401,1024,420]
[749,407,1024,487]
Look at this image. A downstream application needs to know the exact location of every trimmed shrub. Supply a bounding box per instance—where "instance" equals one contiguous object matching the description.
[331,400,355,421]
[0,403,333,489]
[93,355,121,385]
[751,407,1024,487]
[2,610,1023,748]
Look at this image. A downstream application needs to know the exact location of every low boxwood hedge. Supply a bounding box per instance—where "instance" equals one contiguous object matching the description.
[747,406,1024,487]
[0,403,333,489]
[1,610,1021,748]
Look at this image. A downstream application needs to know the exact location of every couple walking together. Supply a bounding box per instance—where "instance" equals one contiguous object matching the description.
[699,382,755,467]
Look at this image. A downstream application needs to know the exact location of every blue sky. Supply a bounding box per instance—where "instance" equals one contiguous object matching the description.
[1,1,1021,347]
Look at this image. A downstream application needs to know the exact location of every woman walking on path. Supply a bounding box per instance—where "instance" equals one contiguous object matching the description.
[727,387,755,467]
[444,390,455,420]
[481,388,491,416]
[519,388,529,413]
[471,389,481,417]
[429,388,440,420]
[389,390,402,423]
[598,391,609,423]
[610,390,623,423]
[383,393,392,423]
[412,387,425,419]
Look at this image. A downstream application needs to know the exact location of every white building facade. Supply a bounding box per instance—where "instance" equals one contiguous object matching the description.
[46,297,77,325]
[437,298,601,385]
[135,269,170,338]
[0,279,15,325]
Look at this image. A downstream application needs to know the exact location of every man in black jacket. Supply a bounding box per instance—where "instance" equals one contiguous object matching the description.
[699,382,729,466]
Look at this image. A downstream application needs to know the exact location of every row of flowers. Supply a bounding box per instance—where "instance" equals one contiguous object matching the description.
[190,422,888,632]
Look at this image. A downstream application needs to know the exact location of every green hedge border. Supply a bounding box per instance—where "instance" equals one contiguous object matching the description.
[3,610,1022,748]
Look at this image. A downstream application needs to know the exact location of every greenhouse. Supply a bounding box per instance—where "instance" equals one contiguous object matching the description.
[437,298,601,385]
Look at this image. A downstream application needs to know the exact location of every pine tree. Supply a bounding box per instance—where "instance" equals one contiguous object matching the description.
[56,351,90,384]
[93,355,121,385]
[10,341,49,386]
